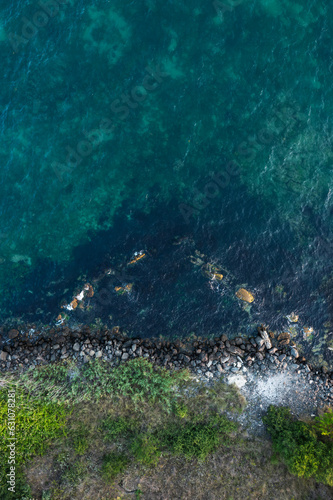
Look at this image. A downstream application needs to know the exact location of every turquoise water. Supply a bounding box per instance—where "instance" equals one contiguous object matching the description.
[1,0,333,366]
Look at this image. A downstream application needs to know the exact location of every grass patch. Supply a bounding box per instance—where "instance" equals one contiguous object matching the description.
[1,358,245,498]
[101,452,130,483]
[14,357,189,410]
[0,384,69,499]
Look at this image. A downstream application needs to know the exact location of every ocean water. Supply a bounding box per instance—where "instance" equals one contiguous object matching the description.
[1,0,333,367]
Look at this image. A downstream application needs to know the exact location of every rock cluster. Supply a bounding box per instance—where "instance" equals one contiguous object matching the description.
[0,325,332,403]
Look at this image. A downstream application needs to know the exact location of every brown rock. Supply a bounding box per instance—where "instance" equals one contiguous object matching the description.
[236,288,254,303]
[278,332,291,345]
[8,329,19,340]
[227,345,244,357]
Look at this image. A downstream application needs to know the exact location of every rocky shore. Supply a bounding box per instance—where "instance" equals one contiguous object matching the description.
[0,325,332,407]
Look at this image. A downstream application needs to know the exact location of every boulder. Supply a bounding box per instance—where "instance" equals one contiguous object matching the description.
[235,288,254,303]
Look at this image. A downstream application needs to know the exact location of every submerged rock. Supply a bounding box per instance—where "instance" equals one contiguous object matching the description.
[286,312,299,323]
[236,288,254,303]
[277,332,291,346]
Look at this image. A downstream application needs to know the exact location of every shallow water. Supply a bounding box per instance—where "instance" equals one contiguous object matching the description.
[1,0,333,367]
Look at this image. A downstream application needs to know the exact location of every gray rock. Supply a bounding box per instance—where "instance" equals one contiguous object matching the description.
[95,350,103,358]
[216,364,223,373]
[227,345,244,356]
[290,348,299,358]
[52,344,60,350]
[89,350,95,357]
[220,355,230,364]
[0,351,8,361]
[115,350,122,357]
[259,330,272,349]
[131,344,137,352]
[122,352,129,360]
[255,336,265,347]
[278,354,286,362]
[73,342,80,352]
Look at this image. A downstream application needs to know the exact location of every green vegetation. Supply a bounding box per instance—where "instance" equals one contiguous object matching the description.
[0,358,244,499]
[12,357,189,409]
[158,413,238,460]
[0,385,69,499]
[101,452,129,483]
[101,415,137,441]
[263,405,333,486]
[3,358,332,499]
[130,434,162,466]
[314,408,333,439]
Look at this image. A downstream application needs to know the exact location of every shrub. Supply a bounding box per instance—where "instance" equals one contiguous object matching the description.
[160,413,238,461]
[314,408,333,440]
[101,415,137,441]
[101,452,129,483]
[173,401,188,418]
[130,434,162,466]
[71,423,90,455]
[263,405,333,486]
[107,357,189,411]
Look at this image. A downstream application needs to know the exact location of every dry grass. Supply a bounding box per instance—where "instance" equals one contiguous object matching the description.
[25,434,333,500]
[22,385,333,500]
[2,360,331,500]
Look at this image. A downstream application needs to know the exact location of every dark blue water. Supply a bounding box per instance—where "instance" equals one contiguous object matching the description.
[1,0,333,367]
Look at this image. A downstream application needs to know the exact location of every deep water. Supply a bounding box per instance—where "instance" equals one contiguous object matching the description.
[1,0,333,367]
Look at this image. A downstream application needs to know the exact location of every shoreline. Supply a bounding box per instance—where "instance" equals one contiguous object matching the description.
[1,324,332,412]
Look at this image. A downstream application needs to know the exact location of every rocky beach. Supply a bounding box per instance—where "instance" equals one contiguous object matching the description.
[1,323,332,437]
